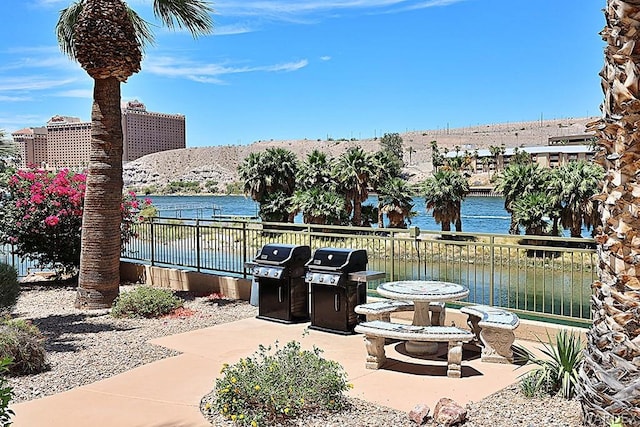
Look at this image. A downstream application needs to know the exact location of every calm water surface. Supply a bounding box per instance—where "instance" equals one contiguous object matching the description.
[147,195,511,234]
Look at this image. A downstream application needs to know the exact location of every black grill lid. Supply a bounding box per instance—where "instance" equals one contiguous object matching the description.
[254,244,311,266]
[306,248,367,271]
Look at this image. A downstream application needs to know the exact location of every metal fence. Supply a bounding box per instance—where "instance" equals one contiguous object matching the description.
[122,217,597,325]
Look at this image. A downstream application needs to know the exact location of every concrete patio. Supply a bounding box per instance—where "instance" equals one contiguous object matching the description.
[10,314,583,427]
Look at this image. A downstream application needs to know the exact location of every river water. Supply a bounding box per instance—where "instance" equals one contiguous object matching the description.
[147,194,512,234]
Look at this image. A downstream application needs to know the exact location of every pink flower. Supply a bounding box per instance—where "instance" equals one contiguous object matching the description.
[31,193,44,204]
[44,216,60,227]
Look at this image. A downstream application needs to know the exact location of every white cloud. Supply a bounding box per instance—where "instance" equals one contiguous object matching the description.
[320,56,332,61]
[144,56,308,83]
[0,77,76,92]
[214,23,256,35]
[54,89,93,99]
[215,0,466,19]
[0,95,31,102]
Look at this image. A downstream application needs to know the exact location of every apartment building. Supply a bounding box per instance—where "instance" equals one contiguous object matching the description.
[12,126,47,168]
[12,101,185,169]
[445,134,596,175]
[122,100,185,161]
[46,115,92,169]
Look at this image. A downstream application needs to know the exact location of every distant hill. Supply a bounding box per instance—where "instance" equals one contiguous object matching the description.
[123,116,596,193]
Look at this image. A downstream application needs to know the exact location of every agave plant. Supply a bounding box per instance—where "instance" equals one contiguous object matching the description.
[514,329,584,399]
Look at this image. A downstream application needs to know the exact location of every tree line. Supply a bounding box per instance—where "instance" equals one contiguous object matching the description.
[238,134,603,238]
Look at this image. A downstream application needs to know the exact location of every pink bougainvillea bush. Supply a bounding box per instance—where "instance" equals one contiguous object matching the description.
[0,167,152,276]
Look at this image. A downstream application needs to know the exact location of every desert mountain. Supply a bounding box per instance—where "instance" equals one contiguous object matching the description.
[123,117,595,193]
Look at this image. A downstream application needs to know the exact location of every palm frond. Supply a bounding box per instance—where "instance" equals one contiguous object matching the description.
[56,0,84,59]
[128,8,155,49]
[153,0,214,38]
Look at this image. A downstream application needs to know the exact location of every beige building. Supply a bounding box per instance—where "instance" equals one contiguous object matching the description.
[12,101,185,169]
[46,115,92,169]
[122,100,186,161]
[12,127,48,168]
[446,134,596,175]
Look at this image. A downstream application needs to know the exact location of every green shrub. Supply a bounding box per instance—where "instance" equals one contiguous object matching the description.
[0,264,19,314]
[0,317,48,376]
[514,329,583,399]
[519,369,544,398]
[210,340,351,426]
[0,357,14,427]
[111,286,183,318]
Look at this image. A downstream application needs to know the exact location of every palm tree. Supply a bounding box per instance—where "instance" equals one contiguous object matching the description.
[238,148,298,222]
[494,163,549,234]
[56,0,212,309]
[423,168,469,232]
[296,150,333,191]
[334,147,371,227]
[430,140,445,172]
[511,192,553,236]
[549,160,604,238]
[369,149,402,228]
[262,148,298,200]
[378,177,414,229]
[238,152,266,202]
[290,187,348,225]
[578,2,640,423]
[407,146,416,166]
[293,151,348,225]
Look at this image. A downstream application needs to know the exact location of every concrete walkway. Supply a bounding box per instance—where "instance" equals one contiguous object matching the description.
[10,317,538,427]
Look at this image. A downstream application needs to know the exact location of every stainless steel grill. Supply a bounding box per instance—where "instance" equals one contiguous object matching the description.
[305,248,368,334]
[252,243,311,324]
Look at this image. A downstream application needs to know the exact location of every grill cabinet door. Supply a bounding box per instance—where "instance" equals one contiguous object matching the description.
[311,284,349,332]
[258,278,291,321]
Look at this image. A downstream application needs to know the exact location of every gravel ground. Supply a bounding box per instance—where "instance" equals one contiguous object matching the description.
[7,285,583,426]
[8,283,257,403]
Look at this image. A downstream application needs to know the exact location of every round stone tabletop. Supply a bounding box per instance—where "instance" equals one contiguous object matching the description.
[377,280,469,302]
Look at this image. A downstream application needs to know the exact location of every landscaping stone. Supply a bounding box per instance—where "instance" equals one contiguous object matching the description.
[409,403,431,425]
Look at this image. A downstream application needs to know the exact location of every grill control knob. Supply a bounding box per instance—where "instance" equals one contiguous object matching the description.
[330,276,336,284]
[319,276,324,282]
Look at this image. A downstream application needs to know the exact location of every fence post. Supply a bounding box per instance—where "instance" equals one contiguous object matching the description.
[196,219,201,272]
[150,218,155,266]
[242,222,248,279]
[489,235,495,306]
[390,231,395,281]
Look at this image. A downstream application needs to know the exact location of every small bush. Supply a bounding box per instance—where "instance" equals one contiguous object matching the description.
[111,286,183,318]
[514,329,583,399]
[0,357,14,427]
[519,369,544,398]
[0,264,19,314]
[0,317,48,376]
[210,340,351,426]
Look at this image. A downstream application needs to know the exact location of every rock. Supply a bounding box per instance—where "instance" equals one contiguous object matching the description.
[408,403,431,425]
[433,398,467,426]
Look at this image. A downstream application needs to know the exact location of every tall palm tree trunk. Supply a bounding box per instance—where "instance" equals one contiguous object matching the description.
[353,200,362,227]
[579,1,640,425]
[75,77,123,309]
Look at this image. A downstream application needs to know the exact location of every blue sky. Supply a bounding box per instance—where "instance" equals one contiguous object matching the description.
[1,0,605,147]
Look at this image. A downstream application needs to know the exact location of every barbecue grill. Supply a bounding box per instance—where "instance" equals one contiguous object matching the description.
[305,247,368,334]
[251,243,311,323]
